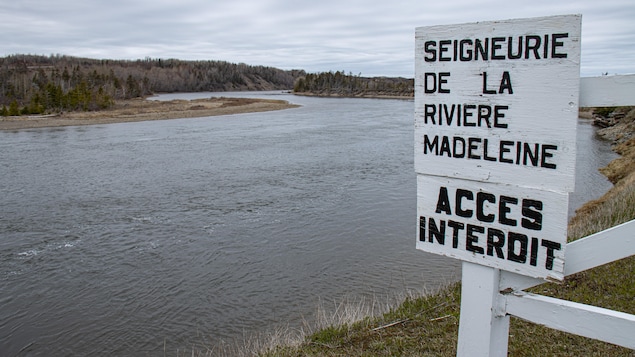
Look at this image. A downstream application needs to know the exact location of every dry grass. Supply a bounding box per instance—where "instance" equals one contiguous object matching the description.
[180,290,435,357]
[258,286,463,357]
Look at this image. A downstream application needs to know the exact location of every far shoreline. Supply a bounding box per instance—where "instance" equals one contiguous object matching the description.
[0,97,300,131]
[293,91,413,100]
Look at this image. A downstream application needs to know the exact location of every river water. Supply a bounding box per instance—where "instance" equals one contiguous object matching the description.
[0,92,616,355]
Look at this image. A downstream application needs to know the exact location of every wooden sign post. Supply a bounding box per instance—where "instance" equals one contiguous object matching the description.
[413,15,601,356]
[415,15,581,281]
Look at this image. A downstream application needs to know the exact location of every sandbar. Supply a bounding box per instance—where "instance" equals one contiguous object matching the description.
[0,97,300,130]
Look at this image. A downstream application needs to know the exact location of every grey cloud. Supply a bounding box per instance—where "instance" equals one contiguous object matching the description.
[1,0,633,77]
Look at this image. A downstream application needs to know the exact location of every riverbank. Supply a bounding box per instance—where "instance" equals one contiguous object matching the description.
[294,91,413,100]
[0,97,299,131]
[253,108,635,356]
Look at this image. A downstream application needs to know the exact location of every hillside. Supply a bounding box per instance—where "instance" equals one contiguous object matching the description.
[0,54,304,115]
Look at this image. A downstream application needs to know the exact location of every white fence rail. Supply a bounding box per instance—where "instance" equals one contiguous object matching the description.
[456,74,635,356]
[505,291,635,349]
[500,218,635,291]
[580,74,635,107]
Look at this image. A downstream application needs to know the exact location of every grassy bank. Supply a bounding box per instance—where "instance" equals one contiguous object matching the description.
[255,108,635,356]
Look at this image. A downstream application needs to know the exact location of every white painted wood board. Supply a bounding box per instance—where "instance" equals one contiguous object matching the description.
[417,174,569,280]
[505,291,635,349]
[415,14,581,193]
[580,74,635,107]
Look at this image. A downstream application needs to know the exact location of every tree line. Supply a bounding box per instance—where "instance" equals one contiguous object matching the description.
[0,55,415,117]
[1,54,303,116]
[293,71,413,97]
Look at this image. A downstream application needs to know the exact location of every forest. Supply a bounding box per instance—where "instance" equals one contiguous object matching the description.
[0,54,415,117]
[293,71,414,98]
[0,54,303,116]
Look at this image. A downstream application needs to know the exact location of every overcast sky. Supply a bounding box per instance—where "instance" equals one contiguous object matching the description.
[2,0,633,77]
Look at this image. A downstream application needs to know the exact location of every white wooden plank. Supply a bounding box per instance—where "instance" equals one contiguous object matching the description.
[499,219,635,291]
[580,74,635,107]
[564,219,635,276]
[415,15,581,192]
[457,263,509,357]
[417,175,569,280]
[505,291,635,349]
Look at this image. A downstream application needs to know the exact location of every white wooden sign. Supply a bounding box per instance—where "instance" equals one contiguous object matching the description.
[417,175,568,280]
[415,15,581,280]
[415,15,581,193]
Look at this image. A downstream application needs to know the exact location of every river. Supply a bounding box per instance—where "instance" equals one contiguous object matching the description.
[0,92,617,355]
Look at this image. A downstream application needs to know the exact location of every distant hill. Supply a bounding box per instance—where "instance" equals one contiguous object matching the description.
[0,54,304,115]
